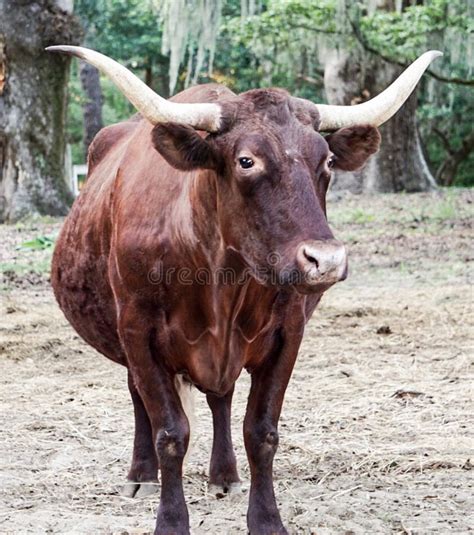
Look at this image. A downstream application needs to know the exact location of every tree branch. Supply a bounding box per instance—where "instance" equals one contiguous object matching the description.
[433,127,454,155]
[287,23,343,35]
[296,73,323,86]
[434,129,474,186]
[454,130,474,160]
[348,16,474,87]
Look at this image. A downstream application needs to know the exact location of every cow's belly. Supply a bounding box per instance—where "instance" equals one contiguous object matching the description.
[51,200,126,365]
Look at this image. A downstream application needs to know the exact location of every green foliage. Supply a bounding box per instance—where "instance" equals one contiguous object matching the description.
[214,0,336,99]
[75,0,165,68]
[67,0,473,185]
[67,0,171,164]
[331,207,376,225]
[360,2,452,56]
[342,0,473,187]
[226,0,337,42]
[17,236,55,251]
[419,86,473,187]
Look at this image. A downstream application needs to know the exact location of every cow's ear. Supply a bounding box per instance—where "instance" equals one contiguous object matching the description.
[151,123,221,171]
[325,125,381,172]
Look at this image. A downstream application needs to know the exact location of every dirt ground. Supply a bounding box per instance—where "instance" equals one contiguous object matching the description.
[0,190,473,534]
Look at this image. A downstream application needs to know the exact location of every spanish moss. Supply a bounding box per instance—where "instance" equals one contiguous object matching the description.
[154,0,223,94]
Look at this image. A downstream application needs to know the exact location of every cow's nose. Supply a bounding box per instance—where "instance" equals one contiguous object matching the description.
[296,240,348,286]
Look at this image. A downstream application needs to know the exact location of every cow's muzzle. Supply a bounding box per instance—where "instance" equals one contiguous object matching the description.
[295,240,348,291]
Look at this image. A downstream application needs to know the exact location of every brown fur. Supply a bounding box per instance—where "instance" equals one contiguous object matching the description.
[151,124,222,171]
[326,125,381,171]
[52,83,379,534]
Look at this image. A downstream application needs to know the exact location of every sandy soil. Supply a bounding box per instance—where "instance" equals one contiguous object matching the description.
[0,190,473,534]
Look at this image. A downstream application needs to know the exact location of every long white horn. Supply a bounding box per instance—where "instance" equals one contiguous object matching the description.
[315,51,443,131]
[46,45,223,132]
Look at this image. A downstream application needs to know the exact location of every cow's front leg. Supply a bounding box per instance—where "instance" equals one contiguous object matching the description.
[244,328,303,535]
[207,387,241,496]
[119,306,190,535]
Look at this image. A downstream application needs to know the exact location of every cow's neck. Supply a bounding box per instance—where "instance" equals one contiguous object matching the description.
[168,169,226,270]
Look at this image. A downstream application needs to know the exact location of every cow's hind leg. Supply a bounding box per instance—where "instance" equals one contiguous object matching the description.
[207,387,241,496]
[122,371,159,498]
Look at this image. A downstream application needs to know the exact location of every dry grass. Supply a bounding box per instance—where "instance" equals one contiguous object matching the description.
[0,190,473,534]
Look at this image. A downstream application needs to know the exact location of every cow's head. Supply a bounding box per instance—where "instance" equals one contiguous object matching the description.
[150,91,381,292]
[46,46,442,293]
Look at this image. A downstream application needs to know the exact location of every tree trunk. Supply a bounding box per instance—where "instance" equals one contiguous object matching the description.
[0,0,81,222]
[79,61,103,160]
[324,50,437,193]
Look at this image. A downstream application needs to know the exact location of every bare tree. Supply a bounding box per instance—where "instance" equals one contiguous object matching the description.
[0,0,81,222]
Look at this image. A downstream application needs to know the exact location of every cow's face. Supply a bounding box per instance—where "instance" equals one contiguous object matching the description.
[152,89,380,294]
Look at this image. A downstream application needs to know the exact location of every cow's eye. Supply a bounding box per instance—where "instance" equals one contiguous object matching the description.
[239,157,254,169]
[327,156,336,169]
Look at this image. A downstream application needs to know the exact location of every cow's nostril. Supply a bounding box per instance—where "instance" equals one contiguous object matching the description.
[303,247,319,269]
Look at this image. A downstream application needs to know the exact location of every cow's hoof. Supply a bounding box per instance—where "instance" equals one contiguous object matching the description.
[154,525,189,535]
[155,508,190,535]
[248,510,288,535]
[248,525,288,535]
[208,481,242,498]
[121,480,159,498]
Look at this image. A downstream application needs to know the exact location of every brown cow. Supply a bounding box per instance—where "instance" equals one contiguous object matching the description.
[47,46,441,534]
